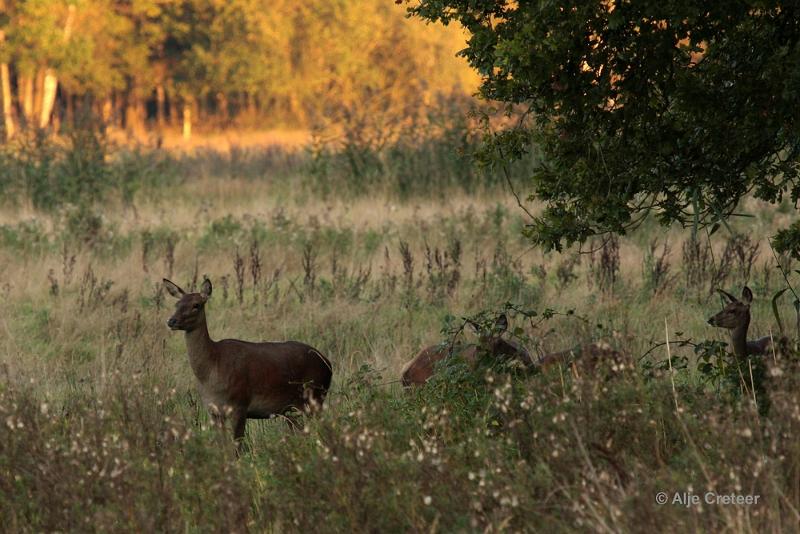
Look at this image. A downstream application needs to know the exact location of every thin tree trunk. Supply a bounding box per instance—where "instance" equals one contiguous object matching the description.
[20,75,34,125]
[125,92,144,136]
[101,96,112,125]
[182,100,192,141]
[247,92,257,116]
[39,70,58,128]
[0,63,13,139]
[33,68,45,120]
[217,92,228,126]
[113,92,124,128]
[39,5,75,129]
[0,31,15,140]
[65,90,74,127]
[156,84,166,128]
[138,98,146,131]
[51,95,61,133]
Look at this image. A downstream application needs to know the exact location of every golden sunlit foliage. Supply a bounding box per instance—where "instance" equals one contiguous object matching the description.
[0,0,476,138]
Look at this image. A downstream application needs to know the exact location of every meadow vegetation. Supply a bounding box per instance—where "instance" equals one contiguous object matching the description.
[1,124,800,532]
[2,1,799,531]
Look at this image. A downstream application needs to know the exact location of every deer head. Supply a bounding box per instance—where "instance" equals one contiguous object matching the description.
[164,278,212,332]
[707,286,752,330]
[466,313,508,348]
[467,313,532,365]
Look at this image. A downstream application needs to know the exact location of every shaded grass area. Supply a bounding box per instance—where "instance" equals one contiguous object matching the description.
[4,356,800,531]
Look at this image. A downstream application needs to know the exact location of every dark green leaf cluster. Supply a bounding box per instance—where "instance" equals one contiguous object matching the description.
[411,1,800,250]
[773,220,800,260]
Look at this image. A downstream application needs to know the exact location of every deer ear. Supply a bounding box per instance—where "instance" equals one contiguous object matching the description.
[163,278,185,299]
[717,289,737,303]
[200,278,212,299]
[741,286,753,304]
[494,313,508,334]
[465,319,480,334]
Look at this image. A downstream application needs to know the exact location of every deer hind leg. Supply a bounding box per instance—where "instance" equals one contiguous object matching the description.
[277,404,304,432]
[232,409,248,454]
[284,411,302,432]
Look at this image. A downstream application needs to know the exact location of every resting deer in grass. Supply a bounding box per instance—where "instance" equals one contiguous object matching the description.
[534,341,626,375]
[401,314,533,387]
[707,286,784,359]
[164,278,332,448]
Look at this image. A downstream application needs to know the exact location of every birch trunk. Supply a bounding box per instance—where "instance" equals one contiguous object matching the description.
[39,70,58,128]
[39,5,75,129]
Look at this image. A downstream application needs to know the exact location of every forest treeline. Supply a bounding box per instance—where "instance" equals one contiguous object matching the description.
[0,0,475,140]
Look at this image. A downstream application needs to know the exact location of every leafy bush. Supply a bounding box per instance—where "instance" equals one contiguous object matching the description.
[0,129,111,211]
[305,105,536,199]
[0,220,49,252]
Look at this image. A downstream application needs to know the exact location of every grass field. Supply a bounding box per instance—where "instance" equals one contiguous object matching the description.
[1,131,800,532]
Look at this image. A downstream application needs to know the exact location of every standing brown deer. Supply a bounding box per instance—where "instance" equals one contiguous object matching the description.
[707,286,781,358]
[401,314,533,387]
[164,278,332,447]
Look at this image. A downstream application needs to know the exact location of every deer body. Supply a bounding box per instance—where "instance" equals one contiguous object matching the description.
[165,279,332,444]
[746,336,775,356]
[401,315,532,387]
[401,343,476,387]
[707,286,781,359]
[534,341,623,373]
[188,334,329,419]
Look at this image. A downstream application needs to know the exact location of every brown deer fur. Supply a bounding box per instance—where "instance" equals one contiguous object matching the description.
[534,341,625,375]
[707,286,784,359]
[164,278,332,446]
[400,315,532,387]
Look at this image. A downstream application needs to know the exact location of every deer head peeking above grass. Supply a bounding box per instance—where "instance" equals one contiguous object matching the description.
[707,286,781,359]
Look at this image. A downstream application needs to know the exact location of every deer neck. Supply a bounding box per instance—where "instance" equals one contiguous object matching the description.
[183,314,215,382]
[730,316,750,360]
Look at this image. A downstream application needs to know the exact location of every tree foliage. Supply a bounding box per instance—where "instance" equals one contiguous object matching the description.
[410,1,800,251]
[0,0,475,132]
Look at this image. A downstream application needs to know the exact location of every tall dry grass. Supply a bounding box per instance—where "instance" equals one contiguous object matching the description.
[1,138,800,531]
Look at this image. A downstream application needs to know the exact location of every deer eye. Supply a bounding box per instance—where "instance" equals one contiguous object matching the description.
[193,304,201,310]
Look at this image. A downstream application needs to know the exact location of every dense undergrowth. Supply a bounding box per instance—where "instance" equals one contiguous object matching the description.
[4,350,800,531]
[2,127,800,532]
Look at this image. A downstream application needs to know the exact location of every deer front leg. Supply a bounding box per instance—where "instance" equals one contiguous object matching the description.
[208,403,226,430]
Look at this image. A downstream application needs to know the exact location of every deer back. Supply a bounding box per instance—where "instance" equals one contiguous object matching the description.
[536,342,624,374]
[401,343,477,387]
